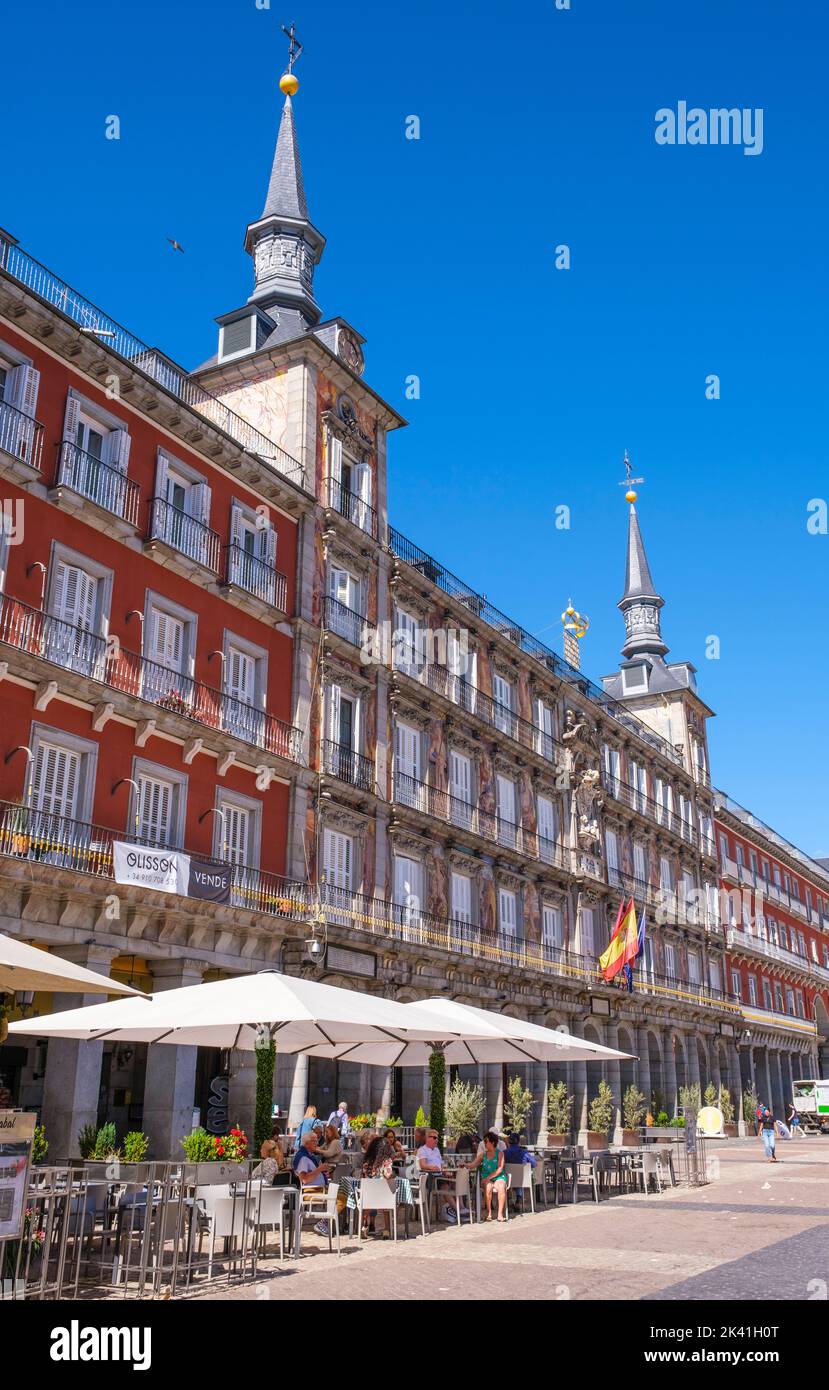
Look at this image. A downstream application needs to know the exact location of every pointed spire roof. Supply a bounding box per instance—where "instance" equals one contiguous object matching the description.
[618,502,668,660]
[261,96,308,221]
[623,504,661,602]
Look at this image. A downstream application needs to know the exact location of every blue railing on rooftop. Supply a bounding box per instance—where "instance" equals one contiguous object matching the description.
[387,527,686,770]
[0,234,307,491]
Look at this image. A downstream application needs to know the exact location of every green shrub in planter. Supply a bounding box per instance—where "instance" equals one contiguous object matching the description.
[546,1081,574,1135]
[669,1116,686,1128]
[655,1111,669,1127]
[587,1080,614,1134]
[414,1105,427,1129]
[719,1087,735,1124]
[622,1085,646,1130]
[180,1128,218,1162]
[32,1124,48,1164]
[123,1131,149,1162]
[703,1083,717,1108]
[92,1123,120,1160]
[78,1123,97,1159]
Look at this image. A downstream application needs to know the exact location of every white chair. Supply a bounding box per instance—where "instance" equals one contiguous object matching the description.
[249,1183,291,1261]
[442,1164,474,1228]
[505,1163,536,1216]
[357,1177,398,1241]
[636,1151,664,1195]
[302,1182,342,1255]
[404,1163,431,1237]
[195,1186,254,1278]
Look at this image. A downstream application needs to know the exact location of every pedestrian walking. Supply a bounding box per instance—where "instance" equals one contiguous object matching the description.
[787,1102,804,1138]
[759,1108,778,1162]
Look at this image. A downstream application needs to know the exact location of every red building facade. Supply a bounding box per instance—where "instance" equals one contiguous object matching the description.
[717,790,829,1112]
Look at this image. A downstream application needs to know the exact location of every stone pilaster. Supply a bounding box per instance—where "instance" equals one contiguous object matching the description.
[40,943,119,1161]
[142,958,206,1160]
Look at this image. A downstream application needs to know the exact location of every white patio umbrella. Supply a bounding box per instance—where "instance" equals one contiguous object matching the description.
[5,969,479,1056]
[299,996,635,1066]
[0,932,147,998]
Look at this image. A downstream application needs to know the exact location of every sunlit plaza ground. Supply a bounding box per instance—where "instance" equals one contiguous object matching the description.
[179,1137,829,1302]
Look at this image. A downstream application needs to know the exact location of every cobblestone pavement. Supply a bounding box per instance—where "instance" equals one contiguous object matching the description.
[192,1139,829,1302]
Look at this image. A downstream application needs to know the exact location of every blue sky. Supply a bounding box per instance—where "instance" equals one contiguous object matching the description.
[4,0,827,854]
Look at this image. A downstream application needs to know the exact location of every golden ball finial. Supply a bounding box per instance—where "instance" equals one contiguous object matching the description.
[280,71,299,96]
[625,489,637,503]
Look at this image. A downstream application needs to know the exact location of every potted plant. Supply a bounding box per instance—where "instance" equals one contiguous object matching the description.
[586,1080,614,1150]
[719,1086,737,1137]
[414,1105,427,1130]
[445,1080,485,1149]
[504,1075,534,1137]
[83,1122,123,1177]
[122,1131,149,1163]
[703,1083,717,1109]
[32,1124,48,1166]
[622,1084,646,1145]
[546,1081,573,1147]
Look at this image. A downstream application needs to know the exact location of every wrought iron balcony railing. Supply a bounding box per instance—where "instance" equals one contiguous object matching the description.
[725,927,829,981]
[0,799,739,1011]
[0,594,303,762]
[389,526,687,771]
[321,738,375,791]
[0,235,307,490]
[325,475,378,539]
[0,396,43,470]
[147,497,220,573]
[603,774,698,846]
[392,771,571,871]
[55,440,140,526]
[323,595,376,650]
[393,658,565,770]
[225,542,288,612]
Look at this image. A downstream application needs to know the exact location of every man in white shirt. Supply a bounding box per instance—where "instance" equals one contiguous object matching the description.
[416,1130,443,1172]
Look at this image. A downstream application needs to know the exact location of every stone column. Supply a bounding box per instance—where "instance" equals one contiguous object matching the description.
[142,958,206,1160]
[484,1064,504,1132]
[686,1032,701,1096]
[636,1027,652,1115]
[604,1023,623,1141]
[762,1048,774,1111]
[730,1044,746,1135]
[662,1030,678,1118]
[40,943,118,1161]
[287,1053,309,1130]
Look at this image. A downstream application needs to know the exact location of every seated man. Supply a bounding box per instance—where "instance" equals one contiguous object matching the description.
[292,1130,332,1204]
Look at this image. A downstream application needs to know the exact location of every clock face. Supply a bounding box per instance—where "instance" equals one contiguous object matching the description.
[338,328,364,376]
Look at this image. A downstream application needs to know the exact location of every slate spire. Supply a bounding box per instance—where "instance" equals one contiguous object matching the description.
[618,504,669,660]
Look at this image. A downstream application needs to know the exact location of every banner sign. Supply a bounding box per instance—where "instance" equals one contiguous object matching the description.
[188,859,231,904]
[113,843,190,895]
[0,1111,35,1241]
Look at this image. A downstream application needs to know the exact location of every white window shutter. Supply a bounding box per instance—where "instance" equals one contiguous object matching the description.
[191,481,212,526]
[328,433,343,485]
[323,828,352,890]
[224,802,250,865]
[62,392,81,442]
[450,751,471,804]
[451,872,472,924]
[105,428,131,473]
[227,646,256,704]
[31,741,81,817]
[155,449,169,500]
[230,503,244,548]
[258,521,277,567]
[537,795,556,843]
[138,775,173,844]
[328,684,342,743]
[9,364,40,418]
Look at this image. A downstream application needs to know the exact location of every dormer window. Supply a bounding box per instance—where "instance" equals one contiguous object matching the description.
[621,661,649,694]
[218,314,256,363]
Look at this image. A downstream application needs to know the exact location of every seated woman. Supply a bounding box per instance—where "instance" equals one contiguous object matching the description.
[360,1133,397,1239]
[260,1122,286,1165]
[317,1123,344,1163]
[384,1127,405,1158]
[465,1131,508,1222]
[251,1122,288,1184]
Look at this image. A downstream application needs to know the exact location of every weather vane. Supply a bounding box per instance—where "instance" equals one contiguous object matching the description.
[561,599,589,670]
[279,22,303,95]
[618,449,644,504]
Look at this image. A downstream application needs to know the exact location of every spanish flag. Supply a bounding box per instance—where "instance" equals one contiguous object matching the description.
[599,897,638,981]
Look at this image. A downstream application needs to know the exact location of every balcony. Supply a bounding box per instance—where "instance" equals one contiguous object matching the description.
[604,775,698,847]
[0,235,308,491]
[146,497,220,574]
[321,738,375,791]
[392,771,572,871]
[224,542,288,613]
[388,526,687,771]
[0,396,43,472]
[607,865,715,928]
[739,1002,817,1037]
[322,595,376,651]
[325,475,378,539]
[0,798,739,1012]
[0,594,303,762]
[721,855,739,883]
[725,927,814,974]
[392,658,565,772]
[53,441,140,528]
